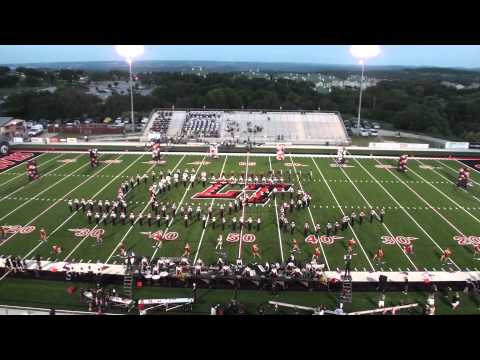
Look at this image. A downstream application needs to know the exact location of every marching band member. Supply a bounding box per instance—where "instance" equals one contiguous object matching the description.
[183,243,191,257]
[292,239,300,253]
[215,235,223,250]
[440,247,452,263]
[372,247,385,263]
[252,244,261,259]
[39,227,47,242]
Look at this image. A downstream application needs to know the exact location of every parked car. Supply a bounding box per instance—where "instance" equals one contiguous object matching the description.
[362,121,372,129]
[0,136,10,155]
[359,128,370,137]
[28,124,44,137]
[369,129,379,136]
[372,122,381,129]
[28,129,43,137]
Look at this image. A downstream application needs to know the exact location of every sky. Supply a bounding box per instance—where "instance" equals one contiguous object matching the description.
[1,45,480,68]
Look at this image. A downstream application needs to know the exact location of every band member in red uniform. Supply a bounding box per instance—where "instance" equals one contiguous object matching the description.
[312,247,321,262]
[404,243,414,255]
[347,239,356,254]
[51,244,62,254]
[26,160,39,180]
[89,148,99,168]
[440,247,452,263]
[473,244,480,258]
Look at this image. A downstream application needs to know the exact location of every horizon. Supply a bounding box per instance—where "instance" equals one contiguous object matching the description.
[1,45,480,68]
[2,59,475,70]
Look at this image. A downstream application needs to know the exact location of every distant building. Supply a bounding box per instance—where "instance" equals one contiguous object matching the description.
[0,117,26,139]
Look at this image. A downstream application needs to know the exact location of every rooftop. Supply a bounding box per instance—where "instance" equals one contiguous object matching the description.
[0,117,13,127]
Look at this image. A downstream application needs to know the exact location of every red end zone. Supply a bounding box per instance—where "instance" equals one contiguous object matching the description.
[0,152,41,173]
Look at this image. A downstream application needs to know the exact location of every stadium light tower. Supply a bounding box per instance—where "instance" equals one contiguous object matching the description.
[350,45,381,132]
[115,45,145,132]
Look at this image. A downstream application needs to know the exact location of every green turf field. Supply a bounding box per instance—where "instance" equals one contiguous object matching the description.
[1,151,480,273]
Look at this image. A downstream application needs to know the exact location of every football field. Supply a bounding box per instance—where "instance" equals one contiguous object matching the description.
[1,150,480,275]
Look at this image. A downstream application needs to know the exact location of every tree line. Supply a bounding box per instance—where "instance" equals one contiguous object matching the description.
[1,71,480,141]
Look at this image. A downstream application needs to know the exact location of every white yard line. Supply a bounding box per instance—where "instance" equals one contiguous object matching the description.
[192,155,229,265]
[0,154,88,221]
[408,161,480,225]
[0,153,62,188]
[104,155,187,263]
[0,152,50,176]
[354,158,462,271]
[237,153,250,260]
[150,155,208,260]
[288,156,333,270]
[0,154,117,249]
[61,155,147,261]
[310,157,370,272]
[268,156,285,263]
[0,154,82,204]
[338,161,418,270]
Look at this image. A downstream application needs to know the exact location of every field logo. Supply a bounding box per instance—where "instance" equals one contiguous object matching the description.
[2,225,36,234]
[141,230,179,241]
[419,165,441,170]
[192,181,292,204]
[305,235,343,245]
[330,163,354,168]
[285,163,309,167]
[226,233,256,243]
[59,159,77,163]
[101,159,123,164]
[453,235,480,246]
[143,160,167,165]
[381,235,418,245]
[239,161,256,167]
[68,228,105,238]
[188,161,211,166]
[0,152,39,173]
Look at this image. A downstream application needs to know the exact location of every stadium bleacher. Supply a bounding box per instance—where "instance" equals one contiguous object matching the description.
[181,111,221,139]
[149,111,173,135]
[146,110,349,145]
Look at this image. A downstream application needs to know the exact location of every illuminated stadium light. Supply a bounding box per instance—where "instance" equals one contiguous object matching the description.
[350,45,381,131]
[350,45,381,61]
[115,45,145,131]
[115,45,144,63]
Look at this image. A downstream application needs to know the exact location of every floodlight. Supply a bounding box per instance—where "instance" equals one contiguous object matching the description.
[115,45,144,62]
[350,45,381,60]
